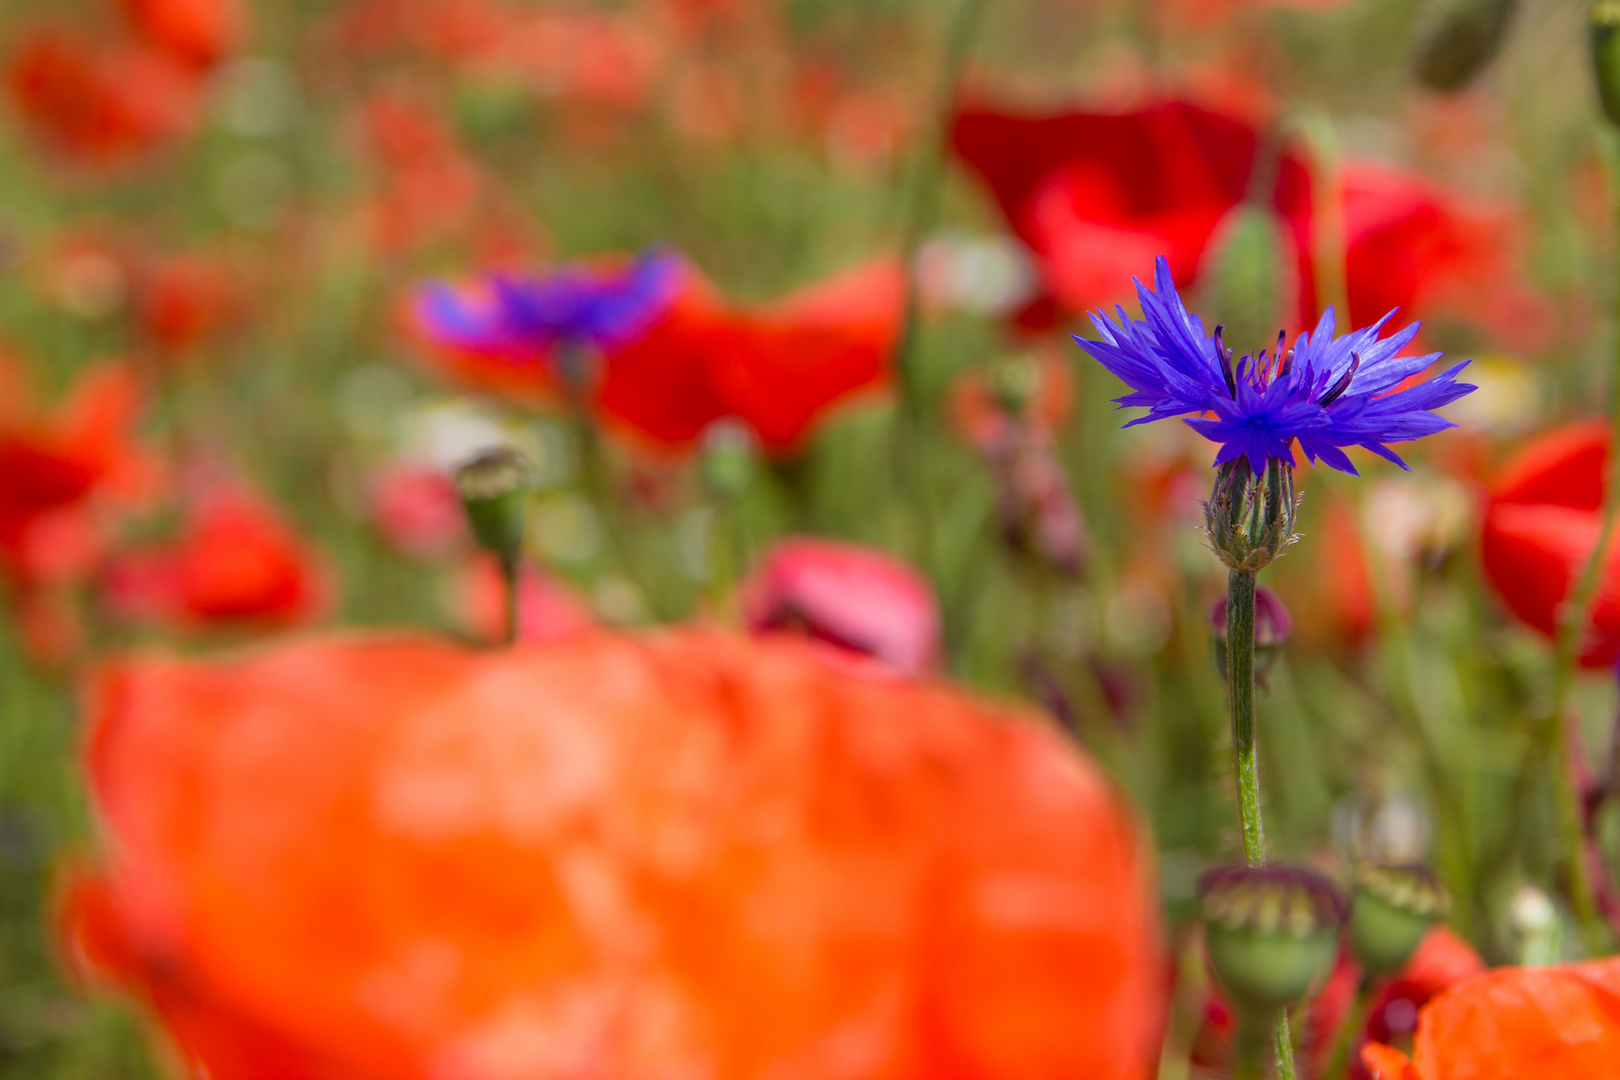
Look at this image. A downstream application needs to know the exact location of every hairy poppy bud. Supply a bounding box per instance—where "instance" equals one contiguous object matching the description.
[1211,586,1294,682]
[1199,864,1348,1011]
[1204,458,1299,573]
[455,446,533,566]
[701,420,758,502]
[1349,863,1450,977]
[1593,1,1620,126]
[1415,0,1518,93]
[1200,206,1290,365]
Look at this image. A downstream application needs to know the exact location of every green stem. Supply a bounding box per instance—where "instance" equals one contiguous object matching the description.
[1538,130,1620,942]
[892,0,992,566]
[1323,981,1371,1080]
[1273,1009,1297,1080]
[1226,568,1266,866]
[499,553,520,646]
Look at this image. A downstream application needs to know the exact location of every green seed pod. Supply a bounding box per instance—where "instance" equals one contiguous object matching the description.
[456,446,534,566]
[701,421,759,503]
[1349,863,1449,977]
[1200,206,1290,363]
[1593,1,1620,127]
[1204,457,1300,573]
[1199,864,1348,1012]
[1415,0,1518,94]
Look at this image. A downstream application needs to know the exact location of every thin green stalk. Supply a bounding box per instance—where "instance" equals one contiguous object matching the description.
[1226,568,1266,865]
[1226,567,1293,1078]
[499,553,520,646]
[1537,135,1620,941]
[891,0,992,566]
[1323,981,1371,1080]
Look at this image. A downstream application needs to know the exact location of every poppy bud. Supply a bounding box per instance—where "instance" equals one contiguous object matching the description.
[701,420,758,503]
[1204,457,1299,573]
[455,446,533,567]
[1198,864,1348,1011]
[1211,586,1293,683]
[1593,1,1620,126]
[1349,863,1450,977]
[1200,206,1289,364]
[1414,0,1518,93]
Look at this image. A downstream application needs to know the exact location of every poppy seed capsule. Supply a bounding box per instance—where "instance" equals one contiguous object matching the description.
[1349,863,1450,977]
[455,446,533,565]
[1211,586,1293,682]
[1204,457,1299,573]
[1593,1,1620,127]
[1198,864,1348,1011]
[1415,0,1518,94]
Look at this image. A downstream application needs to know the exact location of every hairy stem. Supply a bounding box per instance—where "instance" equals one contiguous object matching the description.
[499,553,519,647]
[1227,569,1266,865]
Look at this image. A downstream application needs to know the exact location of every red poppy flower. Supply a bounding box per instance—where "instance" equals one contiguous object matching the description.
[102,481,330,632]
[600,255,904,455]
[0,357,155,587]
[1361,957,1620,1079]
[61,630,1164,1080]
[453,554,596,644]
[132,253,241,359]
[5,26,204,167]
[1480,421,1620,667]
[950,98,1316,323]
[411,254,903,457]
[114,0,243,71]
[740,537,941,676]
[1340,164,1549,352]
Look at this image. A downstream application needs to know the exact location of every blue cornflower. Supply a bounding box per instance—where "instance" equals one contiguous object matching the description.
[1073,256,1476,476]
[414,247,681,362]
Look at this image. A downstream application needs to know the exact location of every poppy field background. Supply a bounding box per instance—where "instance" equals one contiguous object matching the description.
[1,0,1619,1076]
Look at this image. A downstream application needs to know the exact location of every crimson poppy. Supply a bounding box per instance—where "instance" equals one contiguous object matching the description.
[0,357,156,587]
[1361,957,1620,1079]
[62,630,1164,1080]
[950,98,1316,324]
[740,537,941,676]
[114,0,243,71]
[101,480,330,632]
[6,26,204,167]
[132,253,242,359]
[1480,421,1620,667]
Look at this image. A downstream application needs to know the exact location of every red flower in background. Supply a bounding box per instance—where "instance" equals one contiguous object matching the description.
[114,0,243,71]
[412,253,903,456]
[62,630,1163,1080]
[1341,165,1550,352]
[6,27,204,168]
[1481,421,1620,667]
[1361,957,1620,1079]
[366,463,467,560]
[951,99,1315,326]
[740,537,941,676]
[951,99,1546,349]
[132,252,242,360]
[102,480,329,632]
[0,358,156,588]
[601,255,904,454]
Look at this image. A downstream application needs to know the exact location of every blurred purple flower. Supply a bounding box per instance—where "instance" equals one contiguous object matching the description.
[1072,256,1475,476]
[413,247,682,362]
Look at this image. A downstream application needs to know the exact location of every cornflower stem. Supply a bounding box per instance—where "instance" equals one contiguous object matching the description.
[1226,569,1266,866]
[1226,567,1294,1079]
[499,552,520,647]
